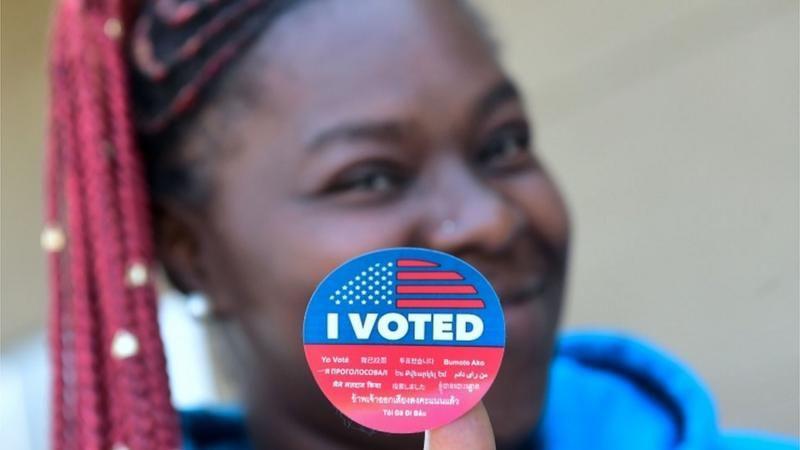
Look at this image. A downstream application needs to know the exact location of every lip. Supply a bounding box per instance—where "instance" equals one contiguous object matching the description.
[494,273,549,307]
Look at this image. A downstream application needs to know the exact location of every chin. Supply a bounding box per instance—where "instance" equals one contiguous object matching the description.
[483,352,550,444]
[483,299,560,444]
[484,369,549,445]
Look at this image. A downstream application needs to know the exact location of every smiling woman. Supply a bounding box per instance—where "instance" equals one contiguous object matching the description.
[134,2,567,448]
[41,1,796,450]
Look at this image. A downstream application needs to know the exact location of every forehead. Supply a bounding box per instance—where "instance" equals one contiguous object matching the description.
[229,0,501,127]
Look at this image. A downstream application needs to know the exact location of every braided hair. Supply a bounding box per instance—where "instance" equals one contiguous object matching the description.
[44,1,304,449]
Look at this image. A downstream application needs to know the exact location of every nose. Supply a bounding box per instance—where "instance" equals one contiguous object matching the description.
[421,159,523,255]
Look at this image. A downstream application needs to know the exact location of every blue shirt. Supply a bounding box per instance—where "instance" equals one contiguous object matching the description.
[180,331,798,449]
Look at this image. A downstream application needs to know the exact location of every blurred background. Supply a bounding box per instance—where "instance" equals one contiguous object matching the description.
[2,1,798,448]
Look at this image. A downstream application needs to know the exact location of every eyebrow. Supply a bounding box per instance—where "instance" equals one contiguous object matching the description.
[305,79,521,153]
[306,120,408,153]
[474,79,521,124]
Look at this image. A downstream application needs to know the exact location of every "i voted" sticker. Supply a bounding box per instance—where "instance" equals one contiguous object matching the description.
[303,247,505,433]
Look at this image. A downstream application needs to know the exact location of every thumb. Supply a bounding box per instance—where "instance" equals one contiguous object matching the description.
[423,402,495,450]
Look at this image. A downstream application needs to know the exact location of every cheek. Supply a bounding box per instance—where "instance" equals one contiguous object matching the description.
[211,158,422,363]
[267,205,415,278]
[223,202,415,321]
[505,172,571,250]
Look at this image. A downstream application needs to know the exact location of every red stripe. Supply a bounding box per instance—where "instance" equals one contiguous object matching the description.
[396,299,485,308]
[396,271,463,280]
[396,259,439,267]
[396,285,477,294]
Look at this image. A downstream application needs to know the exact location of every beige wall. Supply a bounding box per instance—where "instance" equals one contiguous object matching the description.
[2,0,798,437]
[1,0,50,347]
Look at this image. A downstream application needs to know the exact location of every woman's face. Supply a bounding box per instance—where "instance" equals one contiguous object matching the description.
[164,0,570,445]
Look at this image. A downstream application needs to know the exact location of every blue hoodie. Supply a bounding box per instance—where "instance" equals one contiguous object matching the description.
[180,331,798,449]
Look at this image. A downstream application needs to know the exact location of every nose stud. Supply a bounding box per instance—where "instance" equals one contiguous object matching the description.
[440,219,457,234]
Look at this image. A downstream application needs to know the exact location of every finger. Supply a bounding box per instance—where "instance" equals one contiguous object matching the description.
[423,402,495,450]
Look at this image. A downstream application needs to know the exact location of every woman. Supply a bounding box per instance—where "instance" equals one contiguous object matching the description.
[43,0,795,449]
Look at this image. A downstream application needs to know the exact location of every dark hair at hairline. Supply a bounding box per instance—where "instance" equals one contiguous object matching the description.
[134,0,311,209]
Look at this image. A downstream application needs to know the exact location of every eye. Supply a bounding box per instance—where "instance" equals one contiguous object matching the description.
[325,163,409,200]
[349,172,396,193]
[476,122,536,172]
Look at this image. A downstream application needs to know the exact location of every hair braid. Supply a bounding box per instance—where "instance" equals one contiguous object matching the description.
[47,0,178,448]
[80,9,168,450]
[46,1,306,449]
[45,10,71,449]
[101,1,181,446]
[53,6,111,450]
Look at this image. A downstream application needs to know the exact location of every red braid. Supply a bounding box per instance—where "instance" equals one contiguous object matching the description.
[45,1,297,448]
[45,8,71,448]
[101,1,181,446]
[47,1,179,449]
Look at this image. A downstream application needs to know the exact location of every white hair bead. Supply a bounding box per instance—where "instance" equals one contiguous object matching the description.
[111,330,139,359]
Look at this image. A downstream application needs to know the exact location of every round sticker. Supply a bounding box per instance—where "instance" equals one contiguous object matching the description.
[303,247,505,434]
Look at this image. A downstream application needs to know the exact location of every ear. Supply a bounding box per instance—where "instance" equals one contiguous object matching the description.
[153,203,242,319]
[153,202,236,319]
[152,200,203,293]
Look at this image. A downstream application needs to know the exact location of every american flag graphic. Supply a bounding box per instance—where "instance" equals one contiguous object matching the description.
[328,258,485,310]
